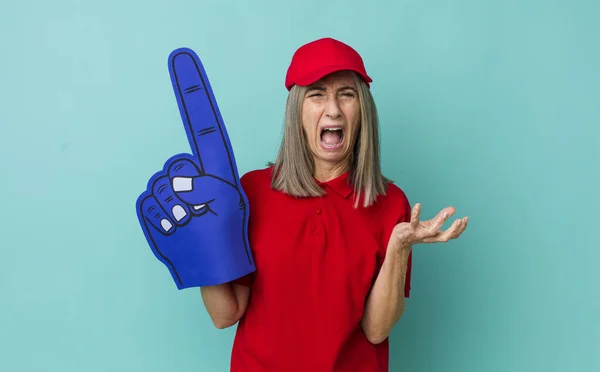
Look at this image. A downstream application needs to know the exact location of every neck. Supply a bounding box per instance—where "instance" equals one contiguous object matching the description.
[313,159,349,182]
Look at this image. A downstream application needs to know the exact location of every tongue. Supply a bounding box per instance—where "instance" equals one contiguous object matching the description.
[322,130,342,145]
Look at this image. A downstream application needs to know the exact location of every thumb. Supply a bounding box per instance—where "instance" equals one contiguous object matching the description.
[172,175,239,213]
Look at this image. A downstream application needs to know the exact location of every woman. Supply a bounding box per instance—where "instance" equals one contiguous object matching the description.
[200,37,468,372]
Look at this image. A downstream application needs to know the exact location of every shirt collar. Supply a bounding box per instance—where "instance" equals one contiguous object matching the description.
[316,172,354,199]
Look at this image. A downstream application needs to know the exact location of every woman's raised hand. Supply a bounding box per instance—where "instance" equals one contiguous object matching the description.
[391,203,468,248]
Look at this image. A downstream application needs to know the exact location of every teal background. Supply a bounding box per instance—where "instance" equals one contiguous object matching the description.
[1,0,598,371]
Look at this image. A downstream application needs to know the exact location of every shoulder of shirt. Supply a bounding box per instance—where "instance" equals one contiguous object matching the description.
[240,166,272,182]
[239,166,274,192]
[383,180,409,204]
[379,180,411,222]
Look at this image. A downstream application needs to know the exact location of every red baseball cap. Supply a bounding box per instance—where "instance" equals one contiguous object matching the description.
[285,37,372,91]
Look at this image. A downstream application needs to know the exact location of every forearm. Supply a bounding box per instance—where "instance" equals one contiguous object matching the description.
[200,283,249,329]
[361,244,411,344]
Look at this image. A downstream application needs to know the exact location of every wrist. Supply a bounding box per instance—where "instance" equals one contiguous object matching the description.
[386,239,411,262]
[389,231,411,249]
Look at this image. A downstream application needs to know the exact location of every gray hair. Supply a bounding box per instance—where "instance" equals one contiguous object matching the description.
[270,72,390,208]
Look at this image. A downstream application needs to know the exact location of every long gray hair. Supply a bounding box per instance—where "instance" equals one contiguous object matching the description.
[270,72,390,208]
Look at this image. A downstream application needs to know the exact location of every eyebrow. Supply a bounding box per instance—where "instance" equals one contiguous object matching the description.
[306,85,357,92]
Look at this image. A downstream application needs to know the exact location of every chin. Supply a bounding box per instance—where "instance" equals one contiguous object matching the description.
[315,146,350,164]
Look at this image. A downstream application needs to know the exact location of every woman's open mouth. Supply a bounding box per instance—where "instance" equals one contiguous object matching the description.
[320,126,345,149]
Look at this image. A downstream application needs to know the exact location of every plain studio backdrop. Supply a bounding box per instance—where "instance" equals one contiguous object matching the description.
[1,0,598,371]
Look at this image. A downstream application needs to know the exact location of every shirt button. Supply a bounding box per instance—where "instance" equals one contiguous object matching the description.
[316,208,322,215]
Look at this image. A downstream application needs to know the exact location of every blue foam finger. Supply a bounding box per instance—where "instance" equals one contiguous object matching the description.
[135,48,255,289]
[169,49,239,187]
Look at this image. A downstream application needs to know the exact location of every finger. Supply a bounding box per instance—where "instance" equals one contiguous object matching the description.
[448,217,468,239]
[151,174,191,226]
[429,211,446,233]
[167,157,209,215]
[430,206,456,231]
[439,218,463,241]
[456,217,469,236]
[168,157,239,215]
[419,220,457,243]
[178,175,240,214]
[169,48,238,187]
[139,194,176,235]
[410,203,421,229]
[420,216,468,243]
[423,209,448,236]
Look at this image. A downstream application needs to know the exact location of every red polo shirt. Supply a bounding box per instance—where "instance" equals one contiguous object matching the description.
[230,166,412,372]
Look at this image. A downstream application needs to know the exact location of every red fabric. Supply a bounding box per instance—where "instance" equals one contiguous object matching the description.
[230,167,412,372]
[285,37,373,90]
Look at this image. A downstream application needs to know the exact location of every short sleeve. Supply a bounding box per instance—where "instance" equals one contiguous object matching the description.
[372,186,413,298]
[232,273,254,287]
[230,170,258,288]
[404,250,412,298]
[399,194,412,298]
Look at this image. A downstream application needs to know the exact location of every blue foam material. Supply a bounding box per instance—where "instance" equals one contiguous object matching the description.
[136,47,255,289]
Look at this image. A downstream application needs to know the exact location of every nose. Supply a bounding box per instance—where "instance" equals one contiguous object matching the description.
[325,96,342,119]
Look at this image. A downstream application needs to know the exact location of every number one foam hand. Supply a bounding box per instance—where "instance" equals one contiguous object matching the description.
[136,48,255,289]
